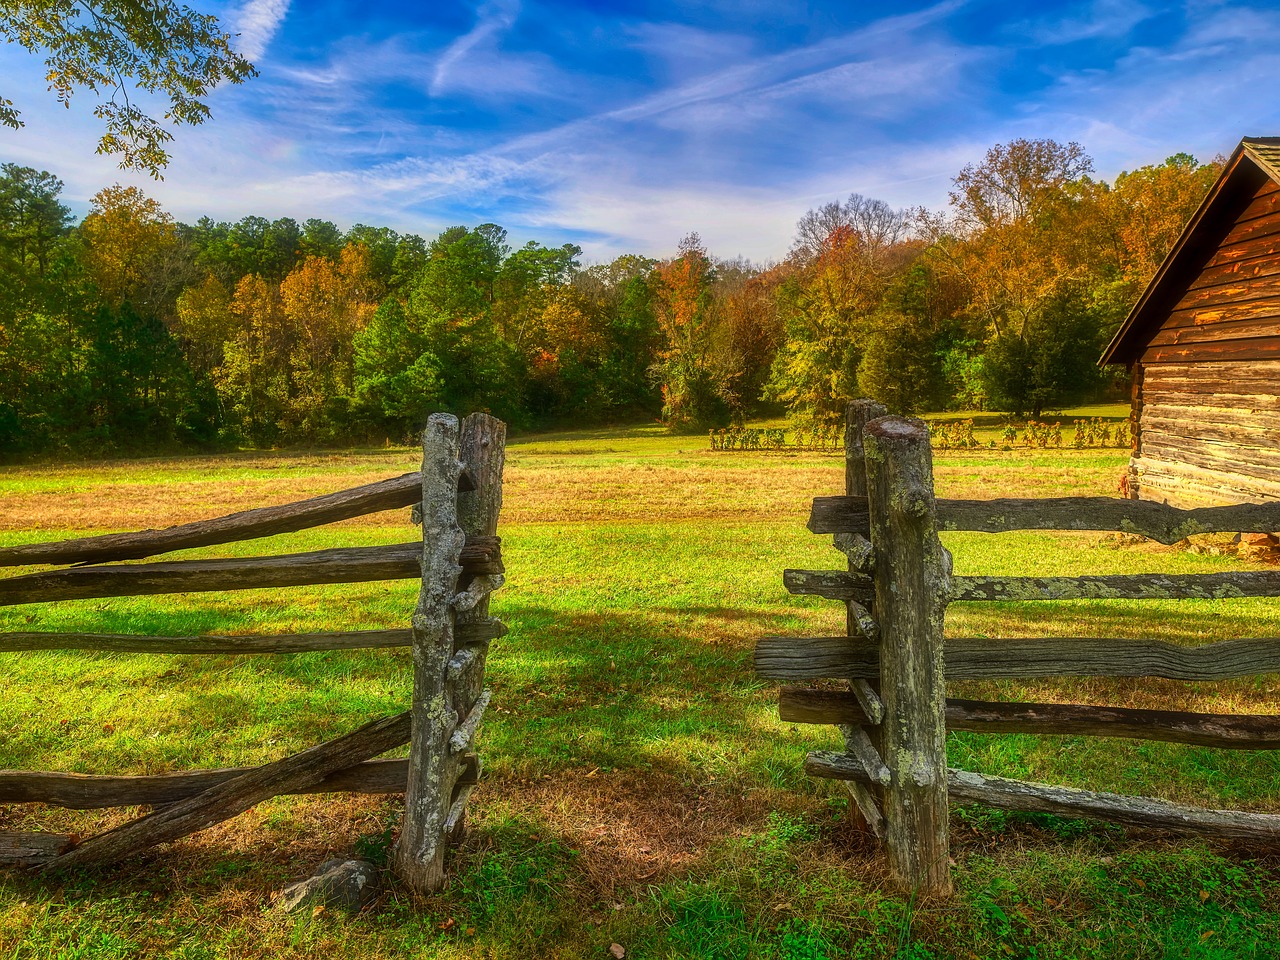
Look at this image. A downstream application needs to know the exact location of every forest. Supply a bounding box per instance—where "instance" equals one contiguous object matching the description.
[0,138,1220,458]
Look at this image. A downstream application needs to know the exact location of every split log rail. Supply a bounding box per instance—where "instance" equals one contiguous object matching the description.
[0,412,505,895]
[755,399,1280,897]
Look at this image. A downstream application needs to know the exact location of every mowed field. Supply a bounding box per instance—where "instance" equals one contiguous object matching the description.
[2,415,1280,959]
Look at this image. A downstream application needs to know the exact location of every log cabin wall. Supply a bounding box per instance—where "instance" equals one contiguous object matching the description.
[1104,139,1280,508]
[1133,360,1280,506]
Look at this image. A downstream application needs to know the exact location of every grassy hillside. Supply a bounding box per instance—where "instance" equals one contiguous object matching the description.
[2,412,1278,959]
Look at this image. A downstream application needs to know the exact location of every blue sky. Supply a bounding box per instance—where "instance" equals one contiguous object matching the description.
[2,0,1279,261]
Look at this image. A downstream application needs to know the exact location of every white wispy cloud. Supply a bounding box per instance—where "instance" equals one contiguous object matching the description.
[236,0,291,62]
[1016,3,1280,174]
[431,0,522,96]
[5,0,1280,266]
[1022,0,1153,45]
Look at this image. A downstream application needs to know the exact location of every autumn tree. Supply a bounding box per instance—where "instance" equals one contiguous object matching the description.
[79,184,193,323]
[650,234,725,429]
[919,138,1122,415]
[521,283,610,417]
[942,138,1098,340]
[768,200,915,426]
[174,274,234,375]
[1106,153,1222,291]
[275,243,379,439]
[493,240,582,345]
[216,273,290,443]
[791,193,914,269]
[711,258,784,420]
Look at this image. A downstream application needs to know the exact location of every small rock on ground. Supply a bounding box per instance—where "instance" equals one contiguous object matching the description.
[278,858,380,913]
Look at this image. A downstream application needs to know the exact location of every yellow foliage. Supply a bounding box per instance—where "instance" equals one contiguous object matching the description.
[78,184,185,317]
[174,274,234,374]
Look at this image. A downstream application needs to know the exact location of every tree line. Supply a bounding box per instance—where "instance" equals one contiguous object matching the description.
[0,138,1219,457]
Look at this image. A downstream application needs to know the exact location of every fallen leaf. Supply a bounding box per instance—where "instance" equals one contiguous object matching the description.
[609,944,626,959]
[438,917,456,931]
[102,723,115,734]
[1199,889,1210,902]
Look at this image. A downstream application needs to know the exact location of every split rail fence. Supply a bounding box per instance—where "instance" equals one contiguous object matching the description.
[755,399,1280,897]
[0,412,504,894]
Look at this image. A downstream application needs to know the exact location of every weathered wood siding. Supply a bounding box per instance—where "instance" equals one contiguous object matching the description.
[1133,176,1280,507]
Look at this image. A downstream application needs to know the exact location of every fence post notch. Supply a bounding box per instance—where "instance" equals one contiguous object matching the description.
[864,415,953,897]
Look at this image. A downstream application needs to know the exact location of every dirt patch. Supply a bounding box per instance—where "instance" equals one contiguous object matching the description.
[464,771,778,899]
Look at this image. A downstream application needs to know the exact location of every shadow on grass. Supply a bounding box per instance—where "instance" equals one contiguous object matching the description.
[6,598,1280,958]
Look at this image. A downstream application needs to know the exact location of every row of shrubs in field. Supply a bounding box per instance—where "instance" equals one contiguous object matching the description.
[709,418,1132,452]
[932,417,1133,450]
[708,426,844,451]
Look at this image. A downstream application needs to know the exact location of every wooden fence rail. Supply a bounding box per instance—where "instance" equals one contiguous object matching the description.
[0,620,506,654]
[0,538,501,607]
[787,567,1280,602]
[779,688,1280,749]
[759,398,1280,897]
[809,493,1280,543]
[0,470,475,567]
[804,754,1280,843]
[757,635,1280,681]
[0,757,482,808]
[0,412,506,897]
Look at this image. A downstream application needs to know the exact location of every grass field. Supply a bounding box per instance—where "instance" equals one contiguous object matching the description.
[3,411,1280,959]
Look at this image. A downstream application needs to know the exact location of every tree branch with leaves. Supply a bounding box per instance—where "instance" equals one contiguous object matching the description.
[0,0,256,177]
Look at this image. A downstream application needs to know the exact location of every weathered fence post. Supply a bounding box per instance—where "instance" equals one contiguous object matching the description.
[446,413,506,838]
[841,400,888,836]
[863,415,953,897]
[394,414,466,893]
[394,412,506,894]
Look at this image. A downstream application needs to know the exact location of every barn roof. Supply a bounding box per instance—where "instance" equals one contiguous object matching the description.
[1100,137,1280,366]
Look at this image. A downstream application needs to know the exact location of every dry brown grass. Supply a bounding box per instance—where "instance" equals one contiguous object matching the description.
[0,447,1125,534]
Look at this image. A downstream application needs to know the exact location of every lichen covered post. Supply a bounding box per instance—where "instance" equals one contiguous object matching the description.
[394,413,466,892]
[863,415,953,897]
[840,399,888,836]
[445,413,507,838]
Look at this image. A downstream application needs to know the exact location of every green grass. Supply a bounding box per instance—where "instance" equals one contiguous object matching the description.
[2,414,1279,958]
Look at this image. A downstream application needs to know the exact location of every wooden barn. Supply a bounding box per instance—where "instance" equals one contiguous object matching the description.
[1102,136,1280,509]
